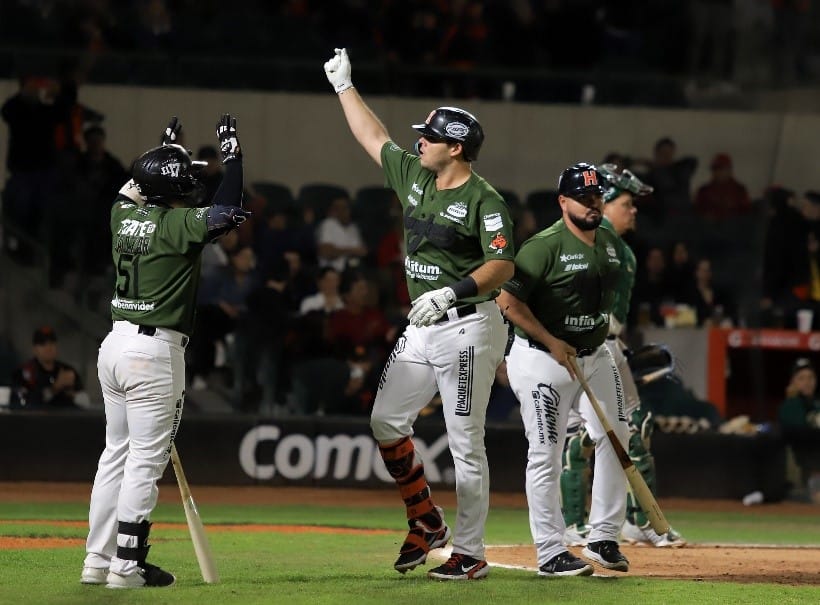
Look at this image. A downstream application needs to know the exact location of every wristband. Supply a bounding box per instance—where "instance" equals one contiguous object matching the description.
[451,276,478,300]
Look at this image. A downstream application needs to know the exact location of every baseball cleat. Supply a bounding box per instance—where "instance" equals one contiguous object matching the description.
[80,566,109,585]
[562,523,592,547]
[427,553,489,580]
[106,563,176,589]
[621,521,687,548]
[393,506,451,573]
[538,551,594,577]
[582,540,629,572]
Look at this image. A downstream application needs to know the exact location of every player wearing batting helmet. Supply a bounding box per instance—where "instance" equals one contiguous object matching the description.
[325,48,515,580]
[81,115,250,588]
[559,164,686,549]
[498,162,632,576]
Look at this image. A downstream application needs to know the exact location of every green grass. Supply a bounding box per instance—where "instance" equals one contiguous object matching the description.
[0,501,818,604]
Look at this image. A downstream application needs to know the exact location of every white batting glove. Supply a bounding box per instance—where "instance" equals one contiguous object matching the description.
[324,48,353,93]
[407,287,456,327]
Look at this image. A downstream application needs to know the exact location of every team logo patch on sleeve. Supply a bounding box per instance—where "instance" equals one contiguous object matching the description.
[483,212,504,231]
[489,232,508,253]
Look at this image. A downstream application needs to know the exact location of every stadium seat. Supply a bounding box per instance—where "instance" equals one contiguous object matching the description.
[525,189,561,230]
[297,183,350,220]
[252,181,295,216]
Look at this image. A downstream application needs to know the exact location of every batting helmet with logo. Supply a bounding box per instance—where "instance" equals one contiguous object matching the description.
[132,144,206,204]
[412,106,484,161]
[557,162,606,198]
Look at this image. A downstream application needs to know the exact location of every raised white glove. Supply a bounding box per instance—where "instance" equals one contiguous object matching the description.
[324,48,353,93]
[407,287,456,327]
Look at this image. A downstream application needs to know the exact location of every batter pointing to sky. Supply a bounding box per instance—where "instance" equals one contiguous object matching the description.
[324,48,515,580]
[81,114,249,588]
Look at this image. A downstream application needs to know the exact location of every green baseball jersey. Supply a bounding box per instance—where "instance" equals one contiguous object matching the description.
[109,197,211,335]
[502,219,622,349]
[380,141,515,303]
[599,217,636,325]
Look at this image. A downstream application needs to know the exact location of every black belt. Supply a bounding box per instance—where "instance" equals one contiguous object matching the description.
[435,303,477,324]
[527,338,593,358]
[138,325,189,347]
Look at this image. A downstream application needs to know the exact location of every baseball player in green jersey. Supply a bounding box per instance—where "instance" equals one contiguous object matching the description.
[560,164,686,549]
[325,48,515,580]
[81,114,249,589]
[498,162,630,576]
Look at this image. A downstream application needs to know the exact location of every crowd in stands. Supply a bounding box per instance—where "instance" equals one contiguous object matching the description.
[0,1,816,102]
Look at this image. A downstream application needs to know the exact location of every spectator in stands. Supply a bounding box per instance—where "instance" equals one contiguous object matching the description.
[685,257,736,327]
[693,153,751,221]
[10,326,86,410]
[188,245,258,389]
[688,0,734,82]
[636,137,697,227]
[236,256,293,413]
[326,273,397,363]
[375,198,410,313]
[630,246,674,327]
[666,241,696,303]
[761,188,820,330]
[299,267,344,316]
[75,124,128,275]
[1,72,77,262]
[316,194,368,273]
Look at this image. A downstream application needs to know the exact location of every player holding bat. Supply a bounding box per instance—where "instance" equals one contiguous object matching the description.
[497,162,631,576]
[81,114,248,588]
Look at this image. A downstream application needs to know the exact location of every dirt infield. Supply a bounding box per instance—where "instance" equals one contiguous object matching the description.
[2,483,819,585]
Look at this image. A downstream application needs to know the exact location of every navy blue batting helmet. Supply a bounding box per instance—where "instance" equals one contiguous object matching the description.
[412,107,484,161]
[557,162,606,198]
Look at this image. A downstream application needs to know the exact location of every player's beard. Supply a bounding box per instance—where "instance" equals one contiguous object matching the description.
[568,210,602,231]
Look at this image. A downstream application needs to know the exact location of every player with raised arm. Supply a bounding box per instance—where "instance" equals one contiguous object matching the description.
[325,48,515,581]
[81,114,249,589]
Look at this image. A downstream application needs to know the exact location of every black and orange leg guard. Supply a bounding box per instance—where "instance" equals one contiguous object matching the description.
[379,436,442,528]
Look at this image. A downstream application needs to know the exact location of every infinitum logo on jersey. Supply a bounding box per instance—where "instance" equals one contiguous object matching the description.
[564,314,596,332]
[405,257,441,281]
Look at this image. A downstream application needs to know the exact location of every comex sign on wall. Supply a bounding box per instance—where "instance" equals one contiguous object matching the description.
[238,425,455,484]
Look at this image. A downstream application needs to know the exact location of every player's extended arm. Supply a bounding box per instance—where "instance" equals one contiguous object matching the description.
[324,48,390,166]
[212,113,243,207]
[496,289,577,379]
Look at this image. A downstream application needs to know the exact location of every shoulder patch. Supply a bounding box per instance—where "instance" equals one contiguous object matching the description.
[483,212,504,231]
[489,232,508,253]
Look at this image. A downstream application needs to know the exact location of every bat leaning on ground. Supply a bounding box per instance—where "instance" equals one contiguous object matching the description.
[566,355,671,535]
[170,443,220,583]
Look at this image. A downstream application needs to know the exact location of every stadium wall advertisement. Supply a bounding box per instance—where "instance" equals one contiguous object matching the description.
[0,412,787,500]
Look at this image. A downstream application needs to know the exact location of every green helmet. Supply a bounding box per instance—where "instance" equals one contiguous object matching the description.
[598,163,653,203]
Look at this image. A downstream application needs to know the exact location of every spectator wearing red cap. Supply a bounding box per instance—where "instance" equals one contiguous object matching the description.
[693,153,752,220]
[9,326,85,410]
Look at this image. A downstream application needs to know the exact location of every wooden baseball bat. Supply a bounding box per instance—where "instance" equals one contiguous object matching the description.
[170,443,220,584]
[567,356,671,535]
